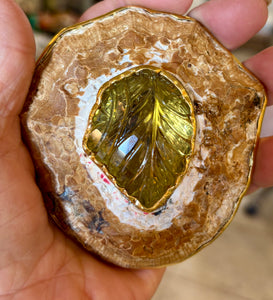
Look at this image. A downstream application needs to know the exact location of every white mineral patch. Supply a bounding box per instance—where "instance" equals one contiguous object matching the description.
[74,54,200,230]
[154,40,169,51]
[118,54,131,65]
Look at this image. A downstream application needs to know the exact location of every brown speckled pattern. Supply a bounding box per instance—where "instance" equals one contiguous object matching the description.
[21,7,266,268]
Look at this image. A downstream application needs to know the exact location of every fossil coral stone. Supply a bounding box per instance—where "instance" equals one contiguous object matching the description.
[21,7,266,268]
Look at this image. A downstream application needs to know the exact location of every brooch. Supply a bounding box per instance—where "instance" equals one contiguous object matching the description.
[21,6,266,268]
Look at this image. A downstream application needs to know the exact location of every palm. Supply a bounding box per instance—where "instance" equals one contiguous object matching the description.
[1,131,161,299]
[0,0,272,299]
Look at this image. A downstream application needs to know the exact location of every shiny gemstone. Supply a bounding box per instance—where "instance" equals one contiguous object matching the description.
[83,66,195,211]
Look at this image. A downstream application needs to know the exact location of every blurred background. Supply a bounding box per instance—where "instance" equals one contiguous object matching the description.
[15,0,273,299]
[15,0,99,57]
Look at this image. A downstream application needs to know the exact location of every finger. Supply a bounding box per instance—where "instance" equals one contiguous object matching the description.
[260,105,273,139]
[0,0,36,157]
[244,47,273,106]
[251,136,273,189]
[80,0,193,21]
[189,0,268,50]
[0,2,50,280]
[0,1,41,221]
[245,47,273,192]
[83,252,166,299]
[134,268,166,299]
[0,0,35,119]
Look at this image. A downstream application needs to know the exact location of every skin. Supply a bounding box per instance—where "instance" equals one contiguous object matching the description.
[0,0,272,299]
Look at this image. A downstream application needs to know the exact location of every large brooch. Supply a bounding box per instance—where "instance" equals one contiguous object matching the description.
[21,6,266,268]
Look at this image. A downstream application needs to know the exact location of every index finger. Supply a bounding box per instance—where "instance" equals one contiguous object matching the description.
[79,0,193,21]
[189,0,268,50]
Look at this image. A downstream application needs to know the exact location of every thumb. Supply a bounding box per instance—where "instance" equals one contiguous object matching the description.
[0,0,35,143]
[0,3,49,288]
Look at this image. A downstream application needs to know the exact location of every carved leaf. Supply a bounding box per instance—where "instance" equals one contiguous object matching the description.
[84,67,195,210]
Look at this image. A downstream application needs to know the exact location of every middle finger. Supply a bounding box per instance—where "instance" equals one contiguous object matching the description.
[189,0,268,50]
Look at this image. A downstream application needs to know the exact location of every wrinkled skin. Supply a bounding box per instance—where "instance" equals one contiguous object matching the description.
[0,0,272,299]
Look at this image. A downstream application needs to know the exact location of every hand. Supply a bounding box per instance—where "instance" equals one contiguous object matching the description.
[0,0,271,299]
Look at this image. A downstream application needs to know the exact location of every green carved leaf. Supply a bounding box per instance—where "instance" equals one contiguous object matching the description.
[83,67,195,210]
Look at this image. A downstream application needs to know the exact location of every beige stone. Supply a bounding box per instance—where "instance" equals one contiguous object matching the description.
[21,7,266,268]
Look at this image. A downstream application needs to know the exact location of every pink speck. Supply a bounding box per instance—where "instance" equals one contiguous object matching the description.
[103,178,110,184]
[100,174,104,179]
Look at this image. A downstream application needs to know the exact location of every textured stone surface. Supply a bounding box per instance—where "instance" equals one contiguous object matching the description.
[21,7,266,268]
